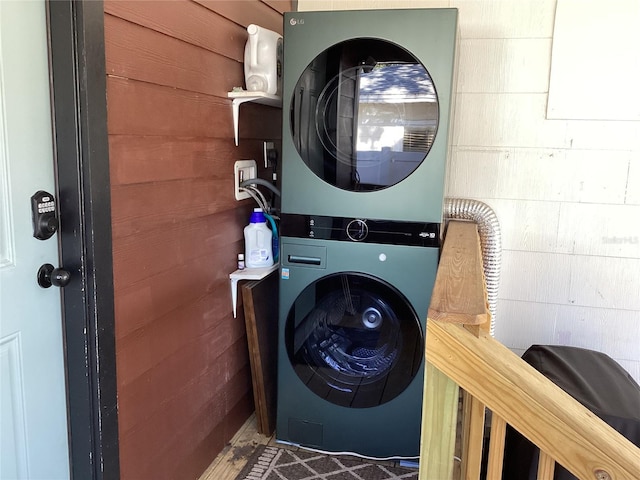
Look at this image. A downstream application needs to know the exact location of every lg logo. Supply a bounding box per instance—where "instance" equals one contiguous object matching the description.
[289,18,305,25]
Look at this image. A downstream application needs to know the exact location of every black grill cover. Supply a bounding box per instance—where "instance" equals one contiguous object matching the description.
[502,345,640,480]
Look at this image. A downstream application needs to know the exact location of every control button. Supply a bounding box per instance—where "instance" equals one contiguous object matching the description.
[346,219,368,241]
[379,253,387,262]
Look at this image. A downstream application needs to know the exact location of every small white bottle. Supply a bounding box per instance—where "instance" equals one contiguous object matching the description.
[244,208,274,268]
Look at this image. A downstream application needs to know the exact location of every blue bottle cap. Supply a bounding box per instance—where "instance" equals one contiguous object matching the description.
[250,208,266,223]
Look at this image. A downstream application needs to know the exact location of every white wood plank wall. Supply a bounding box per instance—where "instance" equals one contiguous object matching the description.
[298,0,640,382]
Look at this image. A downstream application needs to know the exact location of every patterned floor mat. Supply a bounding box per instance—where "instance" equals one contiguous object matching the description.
[235,445,418,480]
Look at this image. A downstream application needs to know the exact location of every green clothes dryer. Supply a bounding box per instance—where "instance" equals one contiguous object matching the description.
[281,8,458,224]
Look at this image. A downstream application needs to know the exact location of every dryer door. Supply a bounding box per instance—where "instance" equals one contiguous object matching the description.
[285,272,423,408]
[290,38,439,192]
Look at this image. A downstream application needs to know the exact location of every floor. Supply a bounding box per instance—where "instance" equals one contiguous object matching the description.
[197,414,422,480]
[198,414,270,480]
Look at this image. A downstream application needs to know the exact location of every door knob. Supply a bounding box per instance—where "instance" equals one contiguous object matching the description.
[37,263,71,288]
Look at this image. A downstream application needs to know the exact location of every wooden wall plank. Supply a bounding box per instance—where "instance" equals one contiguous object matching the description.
[114,270,237,341]
[116,328,249,434]
[165,376,253,480]
[118,327,249,432]
[119,364,252,480]
[117,297,235,387]
[111,214,245,288]
[106,76,281,139]
[105,14,243,97]
[106,76,229,137]
[110,180,239,238]
[105,1,286,477]
[114,212,234,276]
[109,136,264,186]
[171,392,253,480]
[119,383,236,470]
[196,0,285,34]
[104,0,246,62]
[118,342,253,479]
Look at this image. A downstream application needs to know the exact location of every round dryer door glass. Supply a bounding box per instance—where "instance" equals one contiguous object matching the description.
[290,38,439,192]
[285,273,424,408]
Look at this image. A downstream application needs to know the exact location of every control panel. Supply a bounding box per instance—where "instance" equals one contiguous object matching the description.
[281,213,440,248]
[31,190,58,240]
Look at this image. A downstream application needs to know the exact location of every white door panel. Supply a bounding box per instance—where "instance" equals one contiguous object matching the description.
[0,1,70,479]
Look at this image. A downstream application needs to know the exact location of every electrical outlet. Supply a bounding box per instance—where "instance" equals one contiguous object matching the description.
[234,160,257,200]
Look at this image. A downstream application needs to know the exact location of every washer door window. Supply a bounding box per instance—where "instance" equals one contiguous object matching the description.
[290,38,439,192]
[285,273,424,408]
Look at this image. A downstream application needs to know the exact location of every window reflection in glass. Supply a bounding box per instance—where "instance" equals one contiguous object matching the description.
[291,39,439,191]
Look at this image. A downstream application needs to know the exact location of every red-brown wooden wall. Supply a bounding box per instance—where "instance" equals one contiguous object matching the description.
[104,1,290,478]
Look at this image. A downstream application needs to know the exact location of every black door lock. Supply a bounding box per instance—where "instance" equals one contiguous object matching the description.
[31,190,58,240]
[37,263,71,288]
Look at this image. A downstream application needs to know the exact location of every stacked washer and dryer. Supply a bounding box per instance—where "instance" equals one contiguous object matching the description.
[276,8,458,459]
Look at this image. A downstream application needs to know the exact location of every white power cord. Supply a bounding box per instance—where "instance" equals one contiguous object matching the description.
[276,439,420,463]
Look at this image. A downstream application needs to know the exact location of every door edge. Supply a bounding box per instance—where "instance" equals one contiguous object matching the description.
[46,1,119,479]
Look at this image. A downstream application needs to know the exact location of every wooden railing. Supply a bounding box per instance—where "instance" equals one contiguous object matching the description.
[419,221,640,480]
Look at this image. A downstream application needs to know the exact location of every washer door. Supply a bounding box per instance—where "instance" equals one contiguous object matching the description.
[285,273,424,408]
[290,38,439,192]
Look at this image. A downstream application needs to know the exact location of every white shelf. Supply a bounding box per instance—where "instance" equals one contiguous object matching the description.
[229,263,279,318]
[227,90,281,106]
[227,90,282,146]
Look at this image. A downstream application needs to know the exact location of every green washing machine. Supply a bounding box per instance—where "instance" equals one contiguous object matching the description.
[277,8,458,458]
[276,216,439,458]
[281,8,458,223]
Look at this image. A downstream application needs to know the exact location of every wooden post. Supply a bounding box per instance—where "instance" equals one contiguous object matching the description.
[421,220,491,479]
[428,221,490,329]
[419,363,459,480]
[486,414,507,478]
[537,451,556,480]
[460,392,485,479]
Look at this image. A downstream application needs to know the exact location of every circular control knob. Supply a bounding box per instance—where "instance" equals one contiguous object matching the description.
[346,219,368,241]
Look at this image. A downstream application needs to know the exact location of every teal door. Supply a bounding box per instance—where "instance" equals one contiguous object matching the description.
[0,1,70,478]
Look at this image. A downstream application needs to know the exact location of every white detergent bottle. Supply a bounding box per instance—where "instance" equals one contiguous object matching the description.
[244,208,274,268]
[244,24,282,95]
